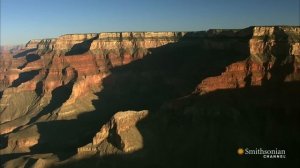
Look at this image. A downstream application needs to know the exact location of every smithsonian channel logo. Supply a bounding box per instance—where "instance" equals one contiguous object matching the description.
[237,147,286,159]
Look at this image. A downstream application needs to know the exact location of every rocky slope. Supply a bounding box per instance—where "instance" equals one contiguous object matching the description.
[0,26,300,168]
[197,26,300,93]
[0,32,182,125]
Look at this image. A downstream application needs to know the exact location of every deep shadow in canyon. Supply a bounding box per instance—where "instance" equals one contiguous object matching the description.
[267,28,293,85]
[10,69,40,88]
[2,32,300,167]
[8,32,298,167]
[30,80,75,123]
[25,35,251,161]
[56,81,300,168]
[13,49,37,58]
[18,54,41,69]
[65,35,99,56]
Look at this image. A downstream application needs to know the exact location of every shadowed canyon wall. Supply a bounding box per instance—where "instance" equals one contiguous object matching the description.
[0,26,300,168]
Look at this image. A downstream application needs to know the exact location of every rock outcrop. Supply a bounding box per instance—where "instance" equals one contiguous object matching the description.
[3,153,59,168]
[1,125,39,154]
[78,110,148,154]
[25,40,42,49]
[197,26,300,94]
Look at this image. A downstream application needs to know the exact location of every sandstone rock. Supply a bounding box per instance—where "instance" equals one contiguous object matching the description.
[0,126,17,135]
[0,90,39,123]
[292,43,300,56]
[37,38,57,52]
[53,34,98,51]
[0,125,40,155]
[25,39,42,49]
[3,153,59,168]
[78,110,148,154]
[197,59,266,93]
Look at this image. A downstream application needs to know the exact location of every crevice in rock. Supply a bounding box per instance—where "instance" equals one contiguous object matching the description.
[29,81,75,123]
[107,126,123,150]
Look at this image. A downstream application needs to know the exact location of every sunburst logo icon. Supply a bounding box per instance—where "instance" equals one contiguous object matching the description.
[237,148,245,155]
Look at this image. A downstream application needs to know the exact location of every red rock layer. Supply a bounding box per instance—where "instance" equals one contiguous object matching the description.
[197,59,268,93]
[197,26,300,94]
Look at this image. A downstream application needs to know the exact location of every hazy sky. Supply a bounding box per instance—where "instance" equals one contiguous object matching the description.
[1,0,299,45]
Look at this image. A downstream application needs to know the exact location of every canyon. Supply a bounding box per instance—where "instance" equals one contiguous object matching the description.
[0,26,300,168]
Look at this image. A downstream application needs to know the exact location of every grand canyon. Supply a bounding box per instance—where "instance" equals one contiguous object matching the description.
[0,26,300,167]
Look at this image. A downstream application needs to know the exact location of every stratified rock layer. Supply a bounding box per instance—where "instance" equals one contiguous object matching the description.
[1,26,300,168]
[197,26,300,94]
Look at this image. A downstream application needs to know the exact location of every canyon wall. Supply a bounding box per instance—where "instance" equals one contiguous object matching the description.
[0,32,183,126]
[1,26,300,167]
[197,26,300,94]
[2,27,300,129]
[1,27,300,126]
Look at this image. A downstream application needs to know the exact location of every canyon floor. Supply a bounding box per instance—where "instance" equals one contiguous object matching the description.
[0,26,300,168]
